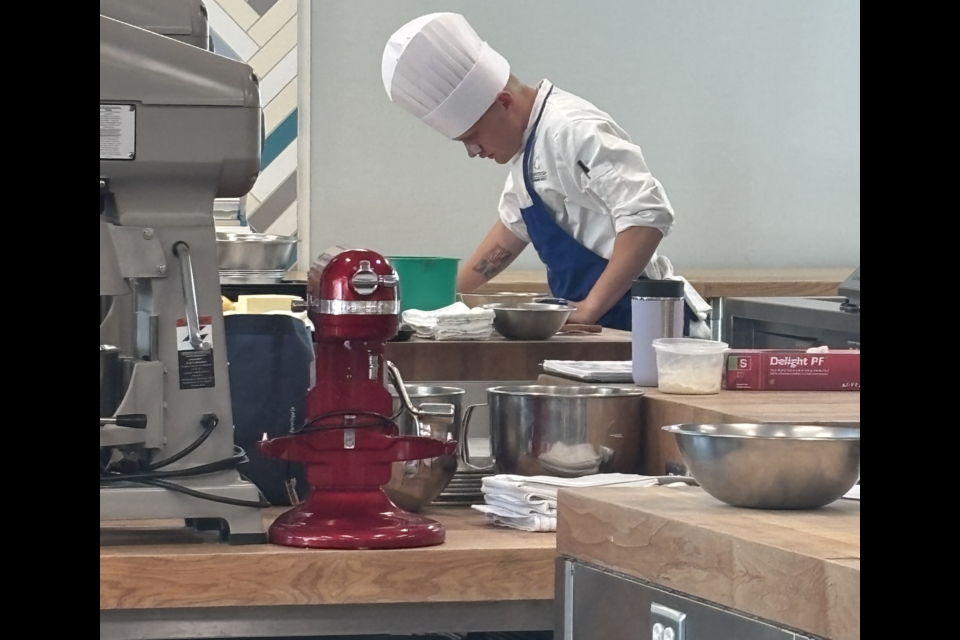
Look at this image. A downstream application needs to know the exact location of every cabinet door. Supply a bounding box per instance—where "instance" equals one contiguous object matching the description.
[559,560,800,640]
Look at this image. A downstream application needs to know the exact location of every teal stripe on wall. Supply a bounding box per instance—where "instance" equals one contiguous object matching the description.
[262,108,298,169]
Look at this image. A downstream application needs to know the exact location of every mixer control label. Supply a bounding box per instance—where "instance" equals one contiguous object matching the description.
[100,105,136,161]
[176,317,216,390]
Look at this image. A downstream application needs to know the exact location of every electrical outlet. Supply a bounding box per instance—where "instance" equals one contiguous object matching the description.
[652,603,686,640]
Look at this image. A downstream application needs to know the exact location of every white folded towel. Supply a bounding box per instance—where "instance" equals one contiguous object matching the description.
[844,486,860,501]
[646,256,712,321]
[542,360,634,383]
[475,511,558,533]
[475,474,662,532]
[481,497,555,518]
[402,302,495,341]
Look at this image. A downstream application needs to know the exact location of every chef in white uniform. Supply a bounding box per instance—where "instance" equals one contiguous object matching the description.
[383,13,709,333]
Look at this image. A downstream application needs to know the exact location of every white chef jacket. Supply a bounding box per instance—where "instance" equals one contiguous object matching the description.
[499,80,675,279]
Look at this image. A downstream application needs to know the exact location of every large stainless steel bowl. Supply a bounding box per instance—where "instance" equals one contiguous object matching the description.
[459,292,551,309]
[384,386,465,513]
[663,424,861,510]
[465,385,645,477]
[216,232,297,271]
[484,303,573,340]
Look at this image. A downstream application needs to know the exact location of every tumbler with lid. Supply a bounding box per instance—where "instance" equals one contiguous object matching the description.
[632,279,685,387]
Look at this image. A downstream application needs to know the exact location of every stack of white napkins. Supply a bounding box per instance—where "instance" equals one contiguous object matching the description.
[844,485,860,501]
[402,302,495,341]
[474,474,662,532]
[542,361,634,383]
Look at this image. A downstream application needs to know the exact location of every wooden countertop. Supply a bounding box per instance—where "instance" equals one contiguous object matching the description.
[386,331,631,382]
[100,508,556,611]
[557,487,860,640]
[480,268,855,300]
[642,387,860,425]
[287,268,854,300]
[100,392,859,619]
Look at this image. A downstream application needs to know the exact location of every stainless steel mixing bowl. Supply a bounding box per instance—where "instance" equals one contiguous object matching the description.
[464,385,646,477]
[663,424,861,510]
[384,386,465,513]
[459,292,551,309]
[216,232,297,271]
[484,303,573,340]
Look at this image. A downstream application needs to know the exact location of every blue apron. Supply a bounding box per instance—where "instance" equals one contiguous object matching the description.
[519,89,692,333]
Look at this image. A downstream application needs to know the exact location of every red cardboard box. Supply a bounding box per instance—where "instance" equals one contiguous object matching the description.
[724,350,860,392]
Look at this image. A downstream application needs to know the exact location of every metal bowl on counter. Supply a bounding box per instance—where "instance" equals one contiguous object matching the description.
[484,303,573,340]
[464,385,645,477]
[663,424,861,510]
[459,292,552,309]
[383,386,465,513]
[216,232,297,272]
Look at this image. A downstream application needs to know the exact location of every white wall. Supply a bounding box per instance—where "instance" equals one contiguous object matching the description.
[309,0,860,270]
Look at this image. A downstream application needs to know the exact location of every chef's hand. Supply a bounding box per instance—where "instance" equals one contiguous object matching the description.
[567,300,601,326]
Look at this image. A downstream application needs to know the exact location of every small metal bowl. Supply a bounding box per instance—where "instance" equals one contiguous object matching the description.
[663,424,861,510]
[216,232,297,272]
[483,303,573,340]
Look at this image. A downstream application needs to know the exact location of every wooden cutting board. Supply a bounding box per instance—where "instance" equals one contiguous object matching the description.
[557,486,860,640]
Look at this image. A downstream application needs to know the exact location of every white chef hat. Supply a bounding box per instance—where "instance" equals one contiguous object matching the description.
[382,13,511,139]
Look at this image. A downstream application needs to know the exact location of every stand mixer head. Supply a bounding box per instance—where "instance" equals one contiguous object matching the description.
[259,249,457,550]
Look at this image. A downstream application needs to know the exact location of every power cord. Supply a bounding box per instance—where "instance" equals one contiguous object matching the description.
[132,477,270,509]
[100,447,247,483]
[299,410,398,434]
[100,413,269,509]
[143,413,219,471]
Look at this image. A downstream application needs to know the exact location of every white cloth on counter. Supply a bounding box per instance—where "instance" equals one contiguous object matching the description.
[475,474,662,532]
[646,256,711,321]
[402,302,495,340]
[844,485,860,501]
[475,511,558,533]
[542,360,633,383]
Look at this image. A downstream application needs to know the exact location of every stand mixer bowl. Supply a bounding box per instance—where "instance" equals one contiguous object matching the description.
[384,386,465,513]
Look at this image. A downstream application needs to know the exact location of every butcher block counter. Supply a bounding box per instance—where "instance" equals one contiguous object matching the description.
[100,508,556,639]
[386,330,632,381]
[274,268,852,301]
[557,486,860,640]
[101,387,859,639]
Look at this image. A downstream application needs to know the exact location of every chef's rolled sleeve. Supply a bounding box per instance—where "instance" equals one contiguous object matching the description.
[559,121,675,238]
[498,171,532,243]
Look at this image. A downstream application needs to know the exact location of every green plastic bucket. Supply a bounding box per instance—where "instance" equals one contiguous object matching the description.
[388,257,460,313]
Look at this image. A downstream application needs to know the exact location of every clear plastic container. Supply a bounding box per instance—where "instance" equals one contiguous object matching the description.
[653,338,729,395]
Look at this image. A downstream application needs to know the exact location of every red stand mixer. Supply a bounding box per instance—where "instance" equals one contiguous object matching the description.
[259,250,456,549]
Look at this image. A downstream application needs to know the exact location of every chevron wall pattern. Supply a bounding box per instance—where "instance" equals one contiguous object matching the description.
[206,0,299,236]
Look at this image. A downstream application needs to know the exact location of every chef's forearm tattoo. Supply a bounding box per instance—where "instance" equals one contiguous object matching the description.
[474,244,514,280]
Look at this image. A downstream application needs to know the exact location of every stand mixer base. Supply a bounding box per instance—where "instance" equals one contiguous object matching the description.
[270,489,447,549]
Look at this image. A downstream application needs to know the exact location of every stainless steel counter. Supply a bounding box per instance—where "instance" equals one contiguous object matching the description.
[556,560,821,640]
[719,296,860,349]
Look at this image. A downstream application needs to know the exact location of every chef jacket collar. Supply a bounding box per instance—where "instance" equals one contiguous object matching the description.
[511,79,554,164]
